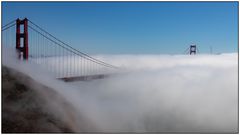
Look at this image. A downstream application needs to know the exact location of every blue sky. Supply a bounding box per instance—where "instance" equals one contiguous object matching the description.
[2,2,238,54]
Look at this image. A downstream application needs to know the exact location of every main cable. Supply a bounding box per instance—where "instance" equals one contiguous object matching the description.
[1,23,15,32]
[1,19,16,29]
[28,25,116,69]
[28,19,118,69]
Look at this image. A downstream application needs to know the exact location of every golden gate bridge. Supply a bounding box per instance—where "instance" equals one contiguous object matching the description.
[2,18,201,82]
[2,18,119,82]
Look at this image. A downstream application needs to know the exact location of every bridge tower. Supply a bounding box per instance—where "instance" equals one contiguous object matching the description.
[16,18,28,60]
[190,45,197,55]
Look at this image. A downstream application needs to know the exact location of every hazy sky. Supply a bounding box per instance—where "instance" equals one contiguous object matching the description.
[2,2,238,54]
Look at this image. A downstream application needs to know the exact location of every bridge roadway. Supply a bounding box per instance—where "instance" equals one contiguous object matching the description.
[59,74,109,82]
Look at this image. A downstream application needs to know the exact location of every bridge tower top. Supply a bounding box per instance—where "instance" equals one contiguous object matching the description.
[190,44,197,55]
[16,18,28,60]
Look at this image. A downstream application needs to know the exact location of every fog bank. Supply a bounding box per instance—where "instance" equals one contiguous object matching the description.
[2,47,238,133]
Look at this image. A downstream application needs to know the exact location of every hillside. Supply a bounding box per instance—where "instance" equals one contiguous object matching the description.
[2,66,75,133]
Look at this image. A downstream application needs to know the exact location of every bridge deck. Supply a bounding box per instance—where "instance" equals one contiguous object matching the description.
[58,74,109,82]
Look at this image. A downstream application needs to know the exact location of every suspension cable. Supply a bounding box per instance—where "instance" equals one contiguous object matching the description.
[196,47,200,54]
[182,47,189,54]
[28,25,116,69]
[1,19,16,29]
[1,23,15,32]
[28,20,118,69]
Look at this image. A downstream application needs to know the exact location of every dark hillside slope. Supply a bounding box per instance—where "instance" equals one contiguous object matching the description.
[2,66,94,133]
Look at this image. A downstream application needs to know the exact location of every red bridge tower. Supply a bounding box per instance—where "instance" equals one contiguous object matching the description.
[190,45,197,55]
[16,18,28,60]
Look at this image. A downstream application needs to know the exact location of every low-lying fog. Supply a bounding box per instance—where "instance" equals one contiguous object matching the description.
[2,47,238,133]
